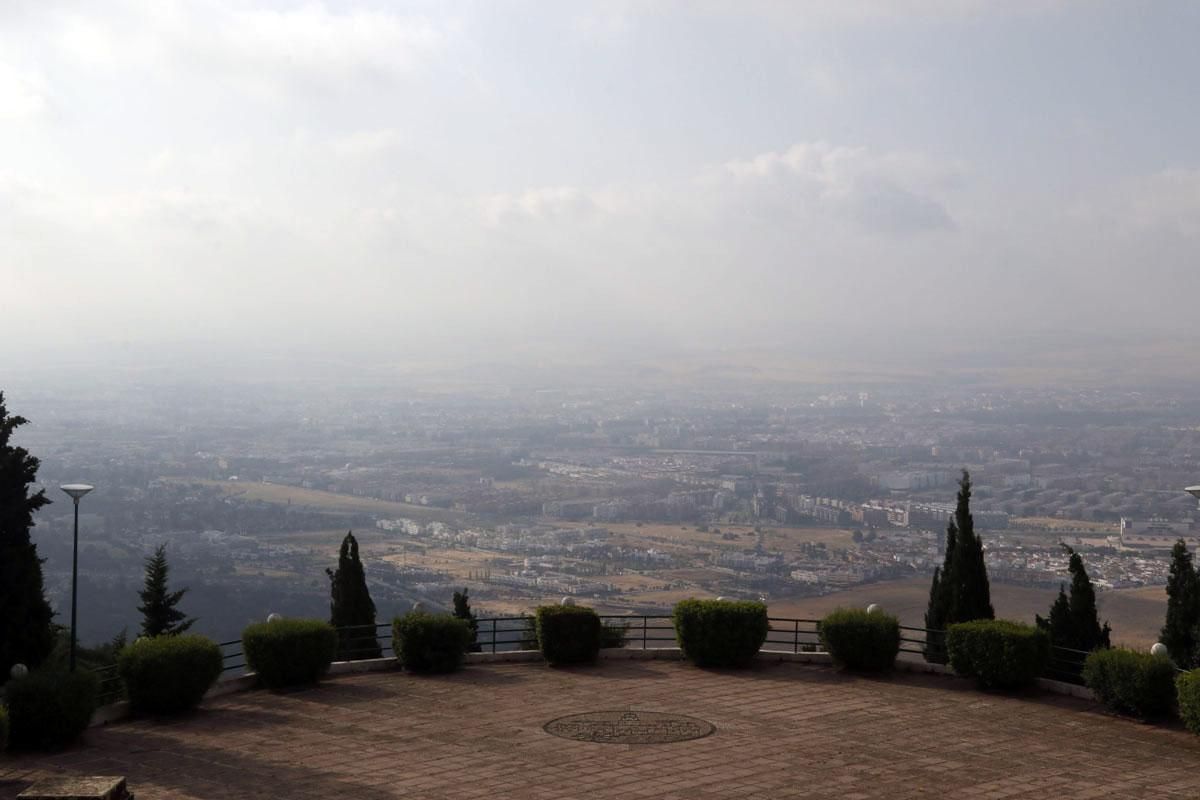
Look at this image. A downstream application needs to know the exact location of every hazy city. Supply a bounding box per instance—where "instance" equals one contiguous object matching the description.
[4,2,1200,798]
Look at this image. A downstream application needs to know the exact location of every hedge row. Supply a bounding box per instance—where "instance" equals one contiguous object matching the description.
[118,635,223,715]
[243,619,338,689]
[3,670,99,751]
[947,620,1049,690]
[1082,648,1176,719]
[392,612,473,673]
[673,599,768,667]
[820,608,901,672]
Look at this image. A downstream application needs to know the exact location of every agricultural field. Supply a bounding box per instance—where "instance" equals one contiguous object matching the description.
[766,577,1166,650]
[170,478,462,522]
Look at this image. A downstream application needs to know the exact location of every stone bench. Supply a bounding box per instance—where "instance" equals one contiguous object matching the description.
[17,777,131,800]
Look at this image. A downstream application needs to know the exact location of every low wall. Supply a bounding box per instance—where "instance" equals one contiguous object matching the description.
[88,646,1094,727]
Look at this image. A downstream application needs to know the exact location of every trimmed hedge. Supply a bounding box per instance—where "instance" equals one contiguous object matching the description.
[4,670,99,751]
[673,599,768,668]
[535,605,602,666]
[947,620,1049,690]
[0,704,8,752]
[118,634,223,715]
[1177,669,1200,734]
[819,608,901,672]
[1083,648,1176,719]
[392,613,473,674]
[242,619,337,689]
[600,620,629,649]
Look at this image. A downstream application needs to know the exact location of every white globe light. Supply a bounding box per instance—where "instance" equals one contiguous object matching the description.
[866,604,881,615]
[412,601,426,613]
[716,596,727,602]
[561,596,576,607]
[267,613,283,623]
[10,663,28,680]
[1151,642,1169,657]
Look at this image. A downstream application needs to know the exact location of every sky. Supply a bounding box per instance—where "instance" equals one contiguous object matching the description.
[2,1,1199,372]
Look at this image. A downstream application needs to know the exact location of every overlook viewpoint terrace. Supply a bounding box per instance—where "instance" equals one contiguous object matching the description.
[4,637,1200,799]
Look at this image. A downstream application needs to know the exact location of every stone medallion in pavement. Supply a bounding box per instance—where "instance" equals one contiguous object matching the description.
[543,709,715,743]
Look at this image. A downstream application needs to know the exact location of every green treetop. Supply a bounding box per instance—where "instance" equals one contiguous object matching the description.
[1161,539,1200,667]
[1037,545,1110,653]
[138,544,196,638]
[327,531,381,660]
[0,391,56,671]
[924,470,994,662]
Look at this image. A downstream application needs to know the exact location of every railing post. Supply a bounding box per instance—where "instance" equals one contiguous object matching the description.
[643,616,648,650]
[794,619,799,654]
[492,618,497,654]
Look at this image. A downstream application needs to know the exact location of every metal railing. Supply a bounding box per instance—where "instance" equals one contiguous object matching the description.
[81,614,1134,705]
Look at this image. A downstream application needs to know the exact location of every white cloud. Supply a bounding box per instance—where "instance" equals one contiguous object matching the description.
[482,186,599,227]
[721,141,957,234]
[0,62,47,121]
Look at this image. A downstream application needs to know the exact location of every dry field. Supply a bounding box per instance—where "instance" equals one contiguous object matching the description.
[1011,517,1118,534]
[766,577,1166,649]
[169,478,460,521]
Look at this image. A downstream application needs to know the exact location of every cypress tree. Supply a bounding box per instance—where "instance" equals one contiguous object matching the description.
[1037,546,1110,680]
[452,588,479,652]
[923,470,993,662]
[0,391,56,672]
[946,471,993,623]
[1161,539,1200,667]
[327,531,381,660]
[138,544,196,637]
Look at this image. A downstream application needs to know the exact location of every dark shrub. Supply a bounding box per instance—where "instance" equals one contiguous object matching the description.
[673,599,768,668]
[4,670,98,750]
[600,619,629,649]
[0,704,8,752]
[118,634,223,715]
[820,608,901,671]
[392,613,472,674]
[242,619,337,689]
[1177,669,1200,734]
[947,620,1049,690]
[1083,648,1176,719]
[535,606,602,665]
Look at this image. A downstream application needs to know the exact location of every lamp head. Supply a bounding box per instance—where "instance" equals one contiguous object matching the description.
[1187,486,1200,502]
[60,483,94,501]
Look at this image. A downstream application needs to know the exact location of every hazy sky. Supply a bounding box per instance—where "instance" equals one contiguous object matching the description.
[2,1,1199,369]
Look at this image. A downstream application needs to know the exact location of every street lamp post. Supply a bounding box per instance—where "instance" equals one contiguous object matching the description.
[60,483,94,673]
[1187,486,1200,509]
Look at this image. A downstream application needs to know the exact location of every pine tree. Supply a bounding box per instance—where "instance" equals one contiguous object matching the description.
[138,544,195,637]
[452,588,479,652]
[923,470,993,662]
[327,531,381,660]
[0,392,56,672]
[1161,539,1200,667]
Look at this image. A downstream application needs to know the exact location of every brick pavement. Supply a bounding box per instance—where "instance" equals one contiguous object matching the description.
[3,660,1200,799]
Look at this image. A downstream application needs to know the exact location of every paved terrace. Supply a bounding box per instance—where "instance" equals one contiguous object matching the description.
[3,659,1200,799]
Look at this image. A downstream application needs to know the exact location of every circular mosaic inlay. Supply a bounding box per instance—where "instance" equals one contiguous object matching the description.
[544,710,715,744]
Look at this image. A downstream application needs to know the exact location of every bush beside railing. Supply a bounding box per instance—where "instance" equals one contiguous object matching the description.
[673,599,768,668]
[392,613,473,674]
[946,620,1050,690]
[535,605,602,666]
[242,619,337,689]
[4,670,99,751]
[1082,648,1177,719]
[820,608,901,672]
[1176,670,1200,734]
[118,634,223,715]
